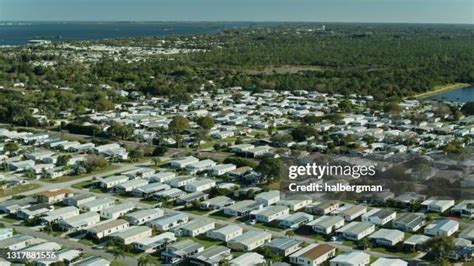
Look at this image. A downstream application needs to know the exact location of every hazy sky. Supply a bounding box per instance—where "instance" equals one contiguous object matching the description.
[0,0,472,24]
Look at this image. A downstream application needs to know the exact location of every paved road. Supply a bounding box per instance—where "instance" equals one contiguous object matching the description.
[0,160,152,201]
[7,224,139,266]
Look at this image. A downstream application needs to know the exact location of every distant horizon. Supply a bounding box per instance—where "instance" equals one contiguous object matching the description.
[1,0,472,24]
[1,20,473,25]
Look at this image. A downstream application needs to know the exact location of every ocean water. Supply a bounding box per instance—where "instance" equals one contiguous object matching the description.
[427,85,474,103]
[0,21,273,45]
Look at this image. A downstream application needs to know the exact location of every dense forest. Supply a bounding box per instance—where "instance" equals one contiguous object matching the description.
[0,23,473,123]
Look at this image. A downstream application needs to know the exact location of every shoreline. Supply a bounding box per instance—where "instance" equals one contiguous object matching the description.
[411,83,471,99]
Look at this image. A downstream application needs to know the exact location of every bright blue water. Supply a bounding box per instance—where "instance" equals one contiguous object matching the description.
[0,22,274,45]
[427,85,474,102]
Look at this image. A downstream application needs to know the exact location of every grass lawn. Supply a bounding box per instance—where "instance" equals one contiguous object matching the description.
[231,251,246,258]
[371,247,419,259]
[0,215,22,224]
[370,256,378,264]
[342,240,357,248]
[140,198,162,205]
[0,183,41,197]
[209,210,232,221]
[111,261,127,266]
[311,234,329,242]
[182,207,210,215]
[45,165,120,183]
[250,222,286,232]
[71,179,97,190]
[180,237,222,248]
[79,239,96,246]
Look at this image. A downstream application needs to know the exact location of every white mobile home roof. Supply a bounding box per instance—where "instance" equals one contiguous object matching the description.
[135,182,170,193]
[111,226,151,239]
[41,206,79,222]
[229,252,265,266]
[330,251,369,265]
[79,198,114,209]
[229,231,272,246]
[133,232,176,246]
[170,156,199,166]
[125,208,164,221]
[101,175,129,184]
[61,212,100,228]
[102,203,134,214]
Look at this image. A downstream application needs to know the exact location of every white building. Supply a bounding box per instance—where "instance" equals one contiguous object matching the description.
[110,226,152,245]
[211,164,237,176]
[309,215,345,235]
[227,231,272,251]
[124,208,164,225]
[170,156,199,168]
[424,219,459,237]
[173,219,215,237]
[87,219,130,239]
[336,222,375,241]
[206,225,243,242]
[421,198,455,213]
[330,251,370,266]
[254,190,280,207]
[100,175,129,189]
[100,203,135,219]
[58,212,100,231]
[368,229,404,247]
[361,208,396,226]
[251,205,290,223]
[78,198,115,212]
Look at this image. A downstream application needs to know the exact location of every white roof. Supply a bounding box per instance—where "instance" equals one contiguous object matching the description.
[102,203,134,213]
[372,258,408,266]
[255,190,280,200]
[210,225,242,236]
[133,232,176,245]
[330,251,369,264]
[369,229,404,242]
[230,252,265,266]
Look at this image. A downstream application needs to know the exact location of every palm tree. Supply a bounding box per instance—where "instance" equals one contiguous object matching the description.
[108,246,125,261]
[138,254,155,266]
[285,230,295,238]
[152,157,161,167]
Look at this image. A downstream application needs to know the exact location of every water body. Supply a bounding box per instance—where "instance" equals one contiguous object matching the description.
[426,85,474,102]
[0,21,275,45]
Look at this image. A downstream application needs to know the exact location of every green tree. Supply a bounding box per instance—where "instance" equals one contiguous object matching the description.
[56,154,72,167]
[338,99,353,112]
[461,102,474,116]
[384,102,401,114]
[197,116,215,130]
[302,114,320,125]
[4,142,19,154]
[170,93,192,105]
[425,236,455,259]
[152,146,168,156]
[83,155,108,173]
[271,133,293,146]
[168,115,189,147]
[291,125,317,142]
[256,157,285,181]
[107,121,134,140]
[129,148,144,162]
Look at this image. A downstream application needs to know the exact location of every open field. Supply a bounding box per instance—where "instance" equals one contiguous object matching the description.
[0,184,41,197]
